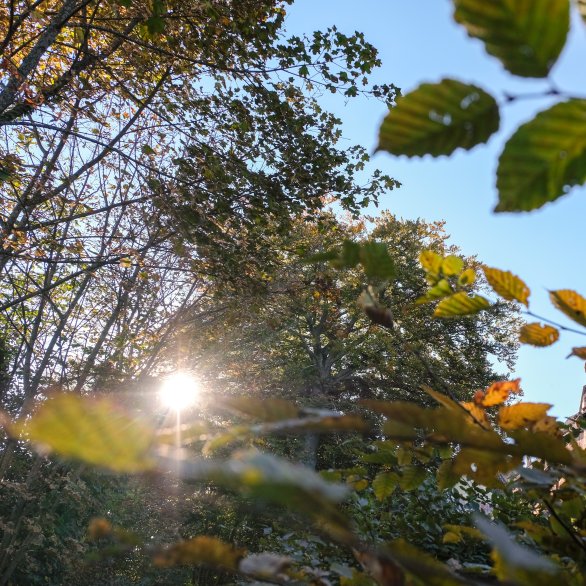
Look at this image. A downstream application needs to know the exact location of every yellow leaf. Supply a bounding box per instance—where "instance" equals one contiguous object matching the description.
[519,323,559,347]
[434,292,490,318]
[442,255,464,276]
[532,416,559,436]
[481,379,522,407]
[419,250,442,275]
[568,346,586,360]
[458,268,476,286]
[550,289,586,328]
[16,394,155,472]
[498,403,552,431]
[460,402,491,429]
[443,531,461,544]
[154,536,244,568]
[483,267,530,306]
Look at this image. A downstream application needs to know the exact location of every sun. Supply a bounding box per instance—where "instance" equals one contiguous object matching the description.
[159,371,200,411]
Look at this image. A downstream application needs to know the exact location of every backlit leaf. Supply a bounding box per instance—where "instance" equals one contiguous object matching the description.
[220,397,299,421]
[17,393,155,472]
[482,267,530,306]
[460,402,491,428]
[419,250,443,276]
[373,471,399,501]
[442,255,464,276]
[378,79,499,157]
[496,100,586,212]
[550,289,586,328]
[434,292,490,317]
[458,268,476,286]
[453,0,569,78]
[415,279,452,305]
[498,403,552,431]
[481,379,522,407]
[359,241,396,280]
[154,536,244,568]
[519,323,560,347]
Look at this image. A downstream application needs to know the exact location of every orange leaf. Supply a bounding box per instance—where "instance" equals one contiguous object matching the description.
[498,403,552,431]
[461,402,491,429]
[481,379,521,407]
[519,322,559,347]
[567,347,586,360]
[550,289,586,328]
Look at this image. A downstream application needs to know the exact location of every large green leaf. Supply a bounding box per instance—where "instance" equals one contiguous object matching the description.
[496,100,586,212]
[16,394,155,472]
[378,79,499,157]
[453,0,570,78]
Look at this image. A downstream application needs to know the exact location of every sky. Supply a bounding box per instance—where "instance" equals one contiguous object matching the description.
[285,0,586,417]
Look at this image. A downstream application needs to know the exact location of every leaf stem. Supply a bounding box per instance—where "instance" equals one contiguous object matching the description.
[524,311,586,337]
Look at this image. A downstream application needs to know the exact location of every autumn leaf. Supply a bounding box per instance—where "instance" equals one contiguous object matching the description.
[460,402,491,429]
[567,347,586,360]
[483,267,530,306]
[434,292,490,318]
[550,289,586,328]
[498,403,552,431]
[519,323,560,347]
[442,255,464,276]
[154,536,244,568]
[481,379,522,407]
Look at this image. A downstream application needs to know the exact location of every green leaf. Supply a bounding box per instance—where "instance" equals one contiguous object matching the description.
[453,0,570,78]
[496,100,586,212]
[482,266,530,306]
[141,144,156,155]
[550,289,586,328]
[399,465,426,491]
[17,394,155,472]
[434,292,490,317]
[415,279,452,305]
[519,322,559,347]
[358,241,395,280]
[442,255,464,276]
[372,471,399,500]
[378,78,499,157]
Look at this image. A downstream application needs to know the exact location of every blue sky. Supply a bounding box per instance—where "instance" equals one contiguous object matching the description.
[285,1,586,417]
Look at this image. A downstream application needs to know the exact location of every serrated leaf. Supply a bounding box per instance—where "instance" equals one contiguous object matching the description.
[442,255,464,276]
[378,79,499,157]
[498,403,552,431]
[415,279,452,305]
[483,267,530,306]
[458,268,476,286]
[550,289,586,328]
[496,100,586,212]
[453,0,569,78]
[519,323,560,347]
[16,394,155,472]
[434,292,490,318]
[154,536,244,568]
[568,346,586,359]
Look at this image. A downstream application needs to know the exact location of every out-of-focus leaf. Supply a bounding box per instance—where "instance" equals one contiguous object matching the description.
[458,268,476,286]
[481,379,522,407]
[550,289,586,328]
[15,393,155,472]
[386,539,469,585]
[353,549,405,586]
[453,0,569,78]
[498,403,552,431]
[359,241,396,280]
[378,79,499,157]
[373,471,399,500]
[415,279,452,305]
[474,515,558,583]
[437,460,460,490]
[519,323,560,347]
[154,536,244,568]
[460,402,491,428]
[419,250,443,277]
[483,267,530,306]
[442,255,464,276]
[496,100,586,212]
[579,0,586,23]
[399,466,426,491]
[453,448,520,487]
[568,346,586,359]
[238,553,292,580]
[434,292,490,317]
[220,397,299,421]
